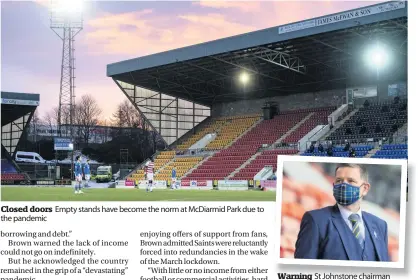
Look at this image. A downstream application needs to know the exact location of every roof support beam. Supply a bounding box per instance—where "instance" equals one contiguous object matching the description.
[309,37,353,56]
[160,66,230,91]
[148,74,210,99]
[251,47,307,75]
[208,55,287,84]
[135,93,161,104]
[182,60,232,80]
[348,30,407,56]
[112,79,167,146]
[390,19,407,30]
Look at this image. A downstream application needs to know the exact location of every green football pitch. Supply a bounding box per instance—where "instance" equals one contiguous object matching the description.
[0,186,276,201]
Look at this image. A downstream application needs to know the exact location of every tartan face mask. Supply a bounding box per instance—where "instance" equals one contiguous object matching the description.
[333,183,363,206]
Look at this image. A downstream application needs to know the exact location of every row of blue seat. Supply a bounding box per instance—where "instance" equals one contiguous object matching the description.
[302,154,367,158]
[371,155,408,159]
[334,146,373,152]
[303,151,369,157]
[375,150,407,156]
[381,144,408,150]
[308,145,373,152]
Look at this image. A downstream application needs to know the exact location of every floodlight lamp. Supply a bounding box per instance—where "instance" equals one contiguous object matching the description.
[240,72,249,84]
[371,50,385,67]
[367,45,388,69]
[52,0,84,16]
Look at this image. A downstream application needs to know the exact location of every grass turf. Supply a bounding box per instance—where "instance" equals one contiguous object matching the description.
[0,186,276,201]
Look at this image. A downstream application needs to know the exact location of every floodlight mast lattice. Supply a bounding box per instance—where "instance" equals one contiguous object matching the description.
[50,0,83,179]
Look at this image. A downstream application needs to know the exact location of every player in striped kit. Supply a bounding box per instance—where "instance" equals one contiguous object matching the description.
[146,160,155,192]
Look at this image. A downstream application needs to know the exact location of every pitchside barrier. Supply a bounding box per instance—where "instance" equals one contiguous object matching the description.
[120,179,269,191]
[36,180,70,187]
[180,180,213,190]
[35,180,55,186]
[3,180,71,187]
[217,180,249,190]
[133,180,167,189]
[1,179,72,187]
[1,179,16,185]
[56,179,72,185]
[115,180,134,188]
[259,180,277,191]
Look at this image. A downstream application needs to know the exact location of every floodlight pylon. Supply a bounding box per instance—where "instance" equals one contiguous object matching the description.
[50,0,83,178]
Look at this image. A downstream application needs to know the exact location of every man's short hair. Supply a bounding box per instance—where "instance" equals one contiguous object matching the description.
[335,163,368,182]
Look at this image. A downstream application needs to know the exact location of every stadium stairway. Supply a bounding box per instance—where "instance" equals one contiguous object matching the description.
[181,154,212,179]
[155,157,176,175]
[185,115,274,180]
[227,151,262,179]
[227,112,315,179]
[205,116,261,150]
[126,150,176,181]
[232,149,298,180]
[229,107,334,180]
[364,146,380,158]
[274,113,315,145]
[176,117,262,179]
[170,116,212,149]
[223,117,263,149]
[176,118,227,150]
[155,156,203,181]
[392,123,407,142]
[320,108,359,141]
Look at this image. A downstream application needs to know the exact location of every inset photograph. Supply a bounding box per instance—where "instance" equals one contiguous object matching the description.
[276,156,407,268]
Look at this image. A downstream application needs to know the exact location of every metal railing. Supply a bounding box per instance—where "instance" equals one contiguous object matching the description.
[304,135,408,152]
[274,142,300,150]
[258,143,300,152]
[305,139,379,151]
[16,162,131,181]
[307,125,330,142]
[175,149,215,157]
[17,163,72,180]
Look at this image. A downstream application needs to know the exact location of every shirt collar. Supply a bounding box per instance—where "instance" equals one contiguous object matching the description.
[337,203,363,222]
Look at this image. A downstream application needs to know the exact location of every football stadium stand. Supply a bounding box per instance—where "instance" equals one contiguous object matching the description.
[1,2,407,261]
[204,115,260,150]
[372,144,408,159]
[184,110,310,180]
[155,156,203,181]
[302,144,374,157]
[108,2,407,187]
[154,151,176,171]
[233,149,298,180]
[1,91,39,184]
[1,159,17,173]
[326,101,407,142]
[176,119,227,150]
[1,158,25,181]
[281,107,335,143]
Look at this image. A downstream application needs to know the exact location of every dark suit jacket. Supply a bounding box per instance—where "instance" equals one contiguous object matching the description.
[294,204,389,261]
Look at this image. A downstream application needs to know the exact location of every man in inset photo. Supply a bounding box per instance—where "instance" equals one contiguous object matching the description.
[294,163,389,261]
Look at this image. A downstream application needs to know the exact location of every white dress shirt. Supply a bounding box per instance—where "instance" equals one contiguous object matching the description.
[337,204,365,239]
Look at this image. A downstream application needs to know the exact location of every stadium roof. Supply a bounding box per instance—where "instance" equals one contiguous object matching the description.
[107,1,407,107]
[1,91,39,126]
[1,91,39,156]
